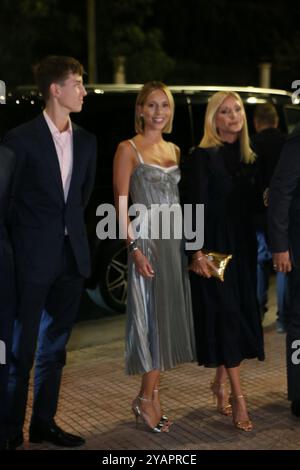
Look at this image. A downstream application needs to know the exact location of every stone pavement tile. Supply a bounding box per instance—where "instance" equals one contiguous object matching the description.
[19,323,300,451]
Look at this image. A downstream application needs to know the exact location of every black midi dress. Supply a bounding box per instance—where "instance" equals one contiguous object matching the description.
[185,141,265,368]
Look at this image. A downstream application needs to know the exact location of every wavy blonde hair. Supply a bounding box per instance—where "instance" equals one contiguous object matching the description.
[200,91,255,164]
[135,81,174,134]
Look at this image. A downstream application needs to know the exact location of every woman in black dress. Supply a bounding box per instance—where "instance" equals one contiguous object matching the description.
[0,144,16,449]
[186,91,264,432]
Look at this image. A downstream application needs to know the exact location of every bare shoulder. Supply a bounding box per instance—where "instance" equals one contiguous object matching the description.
[116,139,134,154]
[115,139,136,161]
[113,139,138,177]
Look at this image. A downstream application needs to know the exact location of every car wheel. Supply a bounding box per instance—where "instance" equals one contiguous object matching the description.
[98,241,128,312]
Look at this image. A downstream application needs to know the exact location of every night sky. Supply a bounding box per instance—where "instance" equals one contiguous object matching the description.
[0,0,299,90]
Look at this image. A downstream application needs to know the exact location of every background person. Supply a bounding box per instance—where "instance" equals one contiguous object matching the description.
[113,81,195,433]
[252,103,288,333]
[185,91,264,432]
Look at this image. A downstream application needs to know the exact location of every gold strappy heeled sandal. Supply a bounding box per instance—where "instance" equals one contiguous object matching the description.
[229,394,253,432]
[210,380,232,416]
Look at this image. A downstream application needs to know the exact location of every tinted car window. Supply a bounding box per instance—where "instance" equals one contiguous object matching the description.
[0,98,43,138]
[284,105,300,134]
[72,92,136,213]
[168,94,194,155]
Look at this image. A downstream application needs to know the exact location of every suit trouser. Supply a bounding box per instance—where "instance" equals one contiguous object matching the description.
[256,230,289,325]
[7,237,84,435]
[0,247,16,443]
[286,266,300,400]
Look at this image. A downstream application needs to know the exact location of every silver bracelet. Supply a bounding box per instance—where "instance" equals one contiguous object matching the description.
[128,240,138,253]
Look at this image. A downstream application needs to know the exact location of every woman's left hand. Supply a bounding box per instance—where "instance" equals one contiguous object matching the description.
[189,252,216,278]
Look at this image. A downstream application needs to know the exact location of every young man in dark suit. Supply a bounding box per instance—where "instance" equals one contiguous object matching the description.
[269,131,300,417]
[4,56,97,448]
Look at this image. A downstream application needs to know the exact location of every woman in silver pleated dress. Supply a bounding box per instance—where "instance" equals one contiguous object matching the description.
[113,82,195,433]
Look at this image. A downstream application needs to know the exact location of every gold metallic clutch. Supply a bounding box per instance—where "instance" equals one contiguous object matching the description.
[203,251,233,282]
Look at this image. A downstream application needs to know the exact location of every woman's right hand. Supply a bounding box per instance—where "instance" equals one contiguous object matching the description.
[263,187,269,207]
[132,249,155,278]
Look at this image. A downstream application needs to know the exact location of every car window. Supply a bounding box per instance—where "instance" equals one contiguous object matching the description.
[71,93,136,210]
[0,100,42,139]
[168,94,194,156]
[284,105,300,134]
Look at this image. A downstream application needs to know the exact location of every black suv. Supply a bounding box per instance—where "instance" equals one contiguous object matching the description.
[1,84,300,314]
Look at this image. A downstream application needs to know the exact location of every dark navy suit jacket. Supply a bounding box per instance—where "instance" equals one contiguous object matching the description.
[4,113,97,283]
[268,134,300,266]
[0,144,16,443]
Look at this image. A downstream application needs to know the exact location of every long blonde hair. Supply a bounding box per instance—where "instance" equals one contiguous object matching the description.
[200,91,255,164]
[135,81,175,134]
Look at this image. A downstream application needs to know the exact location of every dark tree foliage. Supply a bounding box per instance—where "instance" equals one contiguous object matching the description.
[95,0,174,82]
[154,0,300,88]
[0,0,299,89]
[0,0,85,87]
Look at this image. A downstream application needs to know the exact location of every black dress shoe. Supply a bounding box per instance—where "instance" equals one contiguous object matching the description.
[6,433,24,450]
[291,400,300,417]
[29,422,85,447]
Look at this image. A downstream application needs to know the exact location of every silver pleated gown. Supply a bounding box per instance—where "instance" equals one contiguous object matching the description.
[125,141,196,375]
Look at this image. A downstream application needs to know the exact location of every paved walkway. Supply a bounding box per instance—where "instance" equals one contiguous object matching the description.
[18,281,300,451]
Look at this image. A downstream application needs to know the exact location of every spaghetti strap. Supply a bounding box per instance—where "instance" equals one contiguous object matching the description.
[128,139,144,164]
[169,142,179,165]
